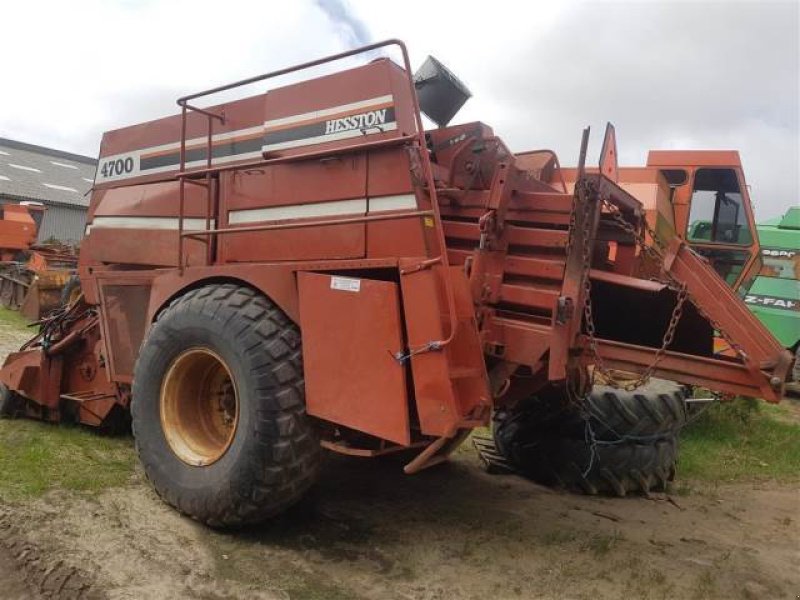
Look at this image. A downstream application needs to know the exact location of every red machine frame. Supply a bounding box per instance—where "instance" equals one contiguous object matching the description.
[0,40,791,463]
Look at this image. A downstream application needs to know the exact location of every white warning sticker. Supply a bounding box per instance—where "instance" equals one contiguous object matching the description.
[330,276,361,292]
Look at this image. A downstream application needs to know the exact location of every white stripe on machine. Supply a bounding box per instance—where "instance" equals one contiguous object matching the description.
[369,194,417,212]
[93,96,398,185]
[86,216,216,234]
[228,194,417,225]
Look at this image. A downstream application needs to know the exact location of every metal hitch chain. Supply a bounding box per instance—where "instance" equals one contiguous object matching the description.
[571,180,689,392]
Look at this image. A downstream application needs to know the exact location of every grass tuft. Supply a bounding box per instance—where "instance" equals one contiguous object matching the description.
[0,306,30,328]
[0,420,135,500]
[679,398,800,483]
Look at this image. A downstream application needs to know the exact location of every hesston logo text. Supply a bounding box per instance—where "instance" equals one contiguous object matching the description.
[325,109,388,135]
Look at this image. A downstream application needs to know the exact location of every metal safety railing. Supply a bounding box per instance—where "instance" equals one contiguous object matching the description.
[174,39,461,350]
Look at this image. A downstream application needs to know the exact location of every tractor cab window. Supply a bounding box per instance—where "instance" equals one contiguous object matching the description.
[686,168,752,245]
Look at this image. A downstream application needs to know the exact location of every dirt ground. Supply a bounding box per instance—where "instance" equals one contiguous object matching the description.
[0,320,798,599]
[0,449,797,600]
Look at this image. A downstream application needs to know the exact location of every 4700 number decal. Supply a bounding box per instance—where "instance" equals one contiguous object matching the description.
[99,157,134,178]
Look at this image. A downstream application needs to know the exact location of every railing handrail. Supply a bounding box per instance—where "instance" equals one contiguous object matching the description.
[174,38,461,350]
[177,39,406,108]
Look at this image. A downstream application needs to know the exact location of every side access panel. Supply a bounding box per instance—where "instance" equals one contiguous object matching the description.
[298,272,410,445]
[399,262,491,437]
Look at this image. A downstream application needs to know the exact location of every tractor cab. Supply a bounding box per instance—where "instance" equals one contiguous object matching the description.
[644,151,760,293]
[561,150,762,295]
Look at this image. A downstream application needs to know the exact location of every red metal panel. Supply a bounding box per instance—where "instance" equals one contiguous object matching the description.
[399,260,462,437]
[499,284,559,310]
[218,159,368,262]
[484,316,552,368]
[97,281,152,381]
[442,221,569,249]
[298,272,410,445]
[445,267,492,422]
[591,338,779,401]
[366,148,429,258]
[504,256,565,280]
[83,229,208,268]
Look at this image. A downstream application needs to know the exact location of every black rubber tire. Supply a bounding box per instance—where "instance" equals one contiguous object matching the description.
[0,383,22,418]
[131,284,320,528]
[493,379,684,496]
[494,378,687,446]
[578,379,688,440]
[513,435,677,496]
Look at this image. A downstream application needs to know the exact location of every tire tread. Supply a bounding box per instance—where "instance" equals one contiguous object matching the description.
[132,283,319,527]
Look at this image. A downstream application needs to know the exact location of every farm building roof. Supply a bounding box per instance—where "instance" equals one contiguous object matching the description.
[0,138,96,208]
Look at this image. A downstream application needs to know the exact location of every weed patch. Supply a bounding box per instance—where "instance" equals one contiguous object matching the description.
[0,307,30,330]
[679,398,800,483]
[0,420,135,500]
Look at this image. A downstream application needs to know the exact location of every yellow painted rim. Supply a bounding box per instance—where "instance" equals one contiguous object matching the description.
[160,348,239,466]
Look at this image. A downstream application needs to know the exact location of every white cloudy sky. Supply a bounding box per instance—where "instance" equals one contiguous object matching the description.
[0,0,796,218]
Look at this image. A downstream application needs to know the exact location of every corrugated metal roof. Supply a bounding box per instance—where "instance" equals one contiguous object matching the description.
[0,138,96,208]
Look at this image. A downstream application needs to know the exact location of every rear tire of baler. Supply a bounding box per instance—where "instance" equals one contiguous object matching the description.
[492,379,685,496]
[0,383,22,418]
[515,435,677,496]
[572,379,688,440]
[131,284,320,528]
[493,378,687,449]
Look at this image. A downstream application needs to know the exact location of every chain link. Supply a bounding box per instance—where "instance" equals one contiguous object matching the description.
[599,196,748,363]
[573,180,689,392]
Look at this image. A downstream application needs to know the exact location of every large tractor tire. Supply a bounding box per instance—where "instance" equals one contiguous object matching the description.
[0,383,22,418]
[566,379,688,440]
[493,378,686,496]
[510,435,677,496]
[132,284,320,528]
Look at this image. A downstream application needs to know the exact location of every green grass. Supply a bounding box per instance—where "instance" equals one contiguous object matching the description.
[0,420,136,500]
[0,306,31,329]
[679,398,800,483]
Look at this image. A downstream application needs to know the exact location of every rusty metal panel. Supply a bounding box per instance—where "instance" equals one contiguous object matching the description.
[398,261,462,437]
[298,272,410,445]
[219,160,367,262]
[98,282,151,382]
[445,267,492,422]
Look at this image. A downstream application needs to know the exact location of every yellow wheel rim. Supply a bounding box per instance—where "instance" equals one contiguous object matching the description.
[160,348,239,466]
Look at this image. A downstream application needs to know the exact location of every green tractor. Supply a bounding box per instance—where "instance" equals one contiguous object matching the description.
[745,207,800,392]
[688,205,799,392]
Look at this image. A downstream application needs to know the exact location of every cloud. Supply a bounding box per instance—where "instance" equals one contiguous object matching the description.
[484,1,799,219]
[0,0,795,219]
[0,0,342,155]
[314,0,372,46]
[354,0,798,219]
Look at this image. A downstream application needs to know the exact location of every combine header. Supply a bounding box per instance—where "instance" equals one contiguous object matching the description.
[0,40,791,526]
